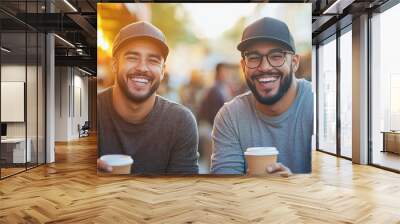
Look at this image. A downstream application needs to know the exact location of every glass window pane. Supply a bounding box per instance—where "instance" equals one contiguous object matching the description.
[340,29,352,158]
[371,3,400,171]
[27,31,38,169]
[1,0,46,179]
[1,30,27,177]
[38,32,45,165]
[318,37,337,154]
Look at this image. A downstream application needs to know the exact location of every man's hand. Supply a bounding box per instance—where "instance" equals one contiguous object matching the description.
[97,158,113,173]
[266,163,292,177]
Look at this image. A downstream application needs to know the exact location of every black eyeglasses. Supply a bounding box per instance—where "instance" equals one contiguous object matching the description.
[242,50,294,69]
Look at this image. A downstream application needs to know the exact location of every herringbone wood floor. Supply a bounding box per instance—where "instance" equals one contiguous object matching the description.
[1,135,400,223]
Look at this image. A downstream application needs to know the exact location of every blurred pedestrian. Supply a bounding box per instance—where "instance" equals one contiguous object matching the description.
[199,63,233,126]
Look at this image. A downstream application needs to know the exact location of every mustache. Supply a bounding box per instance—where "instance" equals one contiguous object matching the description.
[127,72,153,80]
[250,71,283,81]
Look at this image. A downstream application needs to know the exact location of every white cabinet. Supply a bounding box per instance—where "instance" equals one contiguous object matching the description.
[1,138,31,163]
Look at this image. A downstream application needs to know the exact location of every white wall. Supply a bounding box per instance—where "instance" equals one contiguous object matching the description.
[55,67,69,141]
[54,67,89,141]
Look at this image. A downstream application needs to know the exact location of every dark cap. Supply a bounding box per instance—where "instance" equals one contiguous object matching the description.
[237,17,295,53]
[112,21,169,59]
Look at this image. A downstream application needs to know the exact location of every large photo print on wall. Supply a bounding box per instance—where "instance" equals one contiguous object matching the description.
[97,3,313,176]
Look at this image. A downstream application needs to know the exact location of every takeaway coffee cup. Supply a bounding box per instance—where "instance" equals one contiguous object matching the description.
[244,147,279,175]
[99,154,133,174]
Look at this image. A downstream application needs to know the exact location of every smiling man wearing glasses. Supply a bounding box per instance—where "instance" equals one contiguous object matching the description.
[210,17,313,176]
[97,21,199,175]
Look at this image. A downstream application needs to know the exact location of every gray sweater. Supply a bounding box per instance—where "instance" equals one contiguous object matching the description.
[210,79,314,174]
[97,87,199,174]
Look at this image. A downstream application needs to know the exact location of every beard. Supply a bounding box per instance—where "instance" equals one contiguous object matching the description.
[246,67,293,105]
[117,71,160,103]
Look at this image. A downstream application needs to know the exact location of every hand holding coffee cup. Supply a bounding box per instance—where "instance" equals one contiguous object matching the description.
[266,162,292,177]
[97,158,113,172]
[98,154,133,174]
[244,147,292,177]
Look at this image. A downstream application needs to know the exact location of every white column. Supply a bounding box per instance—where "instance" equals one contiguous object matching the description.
[352,14,369,164]
[45,0,56,163]
[46,32,55,163]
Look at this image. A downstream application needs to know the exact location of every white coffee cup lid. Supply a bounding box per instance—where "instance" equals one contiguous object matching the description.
[100,154,134,166]
[244,147,279,156]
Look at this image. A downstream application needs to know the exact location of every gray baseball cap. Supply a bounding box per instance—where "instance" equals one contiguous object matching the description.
[112,21,169,59]
[237,17,295,53]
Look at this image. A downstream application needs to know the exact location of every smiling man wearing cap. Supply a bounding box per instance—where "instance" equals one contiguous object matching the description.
[97,21,199,175]
[210,17,313,176]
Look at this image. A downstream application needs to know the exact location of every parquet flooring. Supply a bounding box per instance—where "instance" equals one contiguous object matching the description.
[1,167,26,177]
[1,135,400,223]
